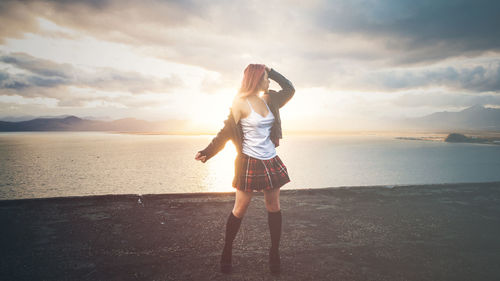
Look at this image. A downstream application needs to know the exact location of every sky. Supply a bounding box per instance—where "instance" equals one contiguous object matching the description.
[1,0,499,132]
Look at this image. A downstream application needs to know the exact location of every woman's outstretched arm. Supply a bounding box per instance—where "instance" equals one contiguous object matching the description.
[267,68,295,108]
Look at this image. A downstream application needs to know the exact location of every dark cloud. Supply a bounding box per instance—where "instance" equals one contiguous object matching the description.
[1,53,72,78]
[0,52,183,98]
[392,92,500,108]
[43,0,112,9]
[315,0,500,64]
[367,61,500,92]
[0,71,9,82]
[0,0,201,45]
[1,79,30,90]
[0,69,68,90]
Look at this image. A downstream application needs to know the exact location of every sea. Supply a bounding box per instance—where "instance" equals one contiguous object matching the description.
[1,132,500,200]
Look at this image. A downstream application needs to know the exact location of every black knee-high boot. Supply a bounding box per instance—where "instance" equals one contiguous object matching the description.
[220,211,243,273]
[268,210,282,274]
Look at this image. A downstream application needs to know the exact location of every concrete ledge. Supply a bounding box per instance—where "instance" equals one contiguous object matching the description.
[1,182,500,280]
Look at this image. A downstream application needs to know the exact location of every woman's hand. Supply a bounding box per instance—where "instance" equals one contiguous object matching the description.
[265,65,271,73]
[195,152,207,163]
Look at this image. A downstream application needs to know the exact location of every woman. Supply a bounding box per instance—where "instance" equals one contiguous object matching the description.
[194,64,295,274]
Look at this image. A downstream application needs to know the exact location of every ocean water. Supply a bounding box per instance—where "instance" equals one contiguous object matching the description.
[1,132,500,200]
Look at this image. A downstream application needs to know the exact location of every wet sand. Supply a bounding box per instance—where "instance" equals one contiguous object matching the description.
[1,182,500,281]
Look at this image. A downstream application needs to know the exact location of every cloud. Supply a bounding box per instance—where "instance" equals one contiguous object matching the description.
[1,0,500,125]
[364,61,500,92]
[2,0,499,86]
[392,92,500,108]
[0,70,10,82]
[0,0,363,83]
[0,0,206,44]
[1,51,73,78]
[314,0,500,64]
[0,52,184,100]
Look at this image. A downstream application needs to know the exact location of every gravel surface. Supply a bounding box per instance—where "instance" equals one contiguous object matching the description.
[1,182,500,281]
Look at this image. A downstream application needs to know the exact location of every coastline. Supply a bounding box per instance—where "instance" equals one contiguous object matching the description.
[2,182,500,280]
[2,181,500,202]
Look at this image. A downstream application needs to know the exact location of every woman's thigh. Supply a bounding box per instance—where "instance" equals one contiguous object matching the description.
[232,189,253,218]
[263,188,280,212]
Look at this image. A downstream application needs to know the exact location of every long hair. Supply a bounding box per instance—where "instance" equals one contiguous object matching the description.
[238,64,266,97]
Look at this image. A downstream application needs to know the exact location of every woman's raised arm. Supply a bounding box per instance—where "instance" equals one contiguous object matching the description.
[266,68,295,108]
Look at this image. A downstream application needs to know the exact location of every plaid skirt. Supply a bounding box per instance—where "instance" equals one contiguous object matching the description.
[232,153,291,192]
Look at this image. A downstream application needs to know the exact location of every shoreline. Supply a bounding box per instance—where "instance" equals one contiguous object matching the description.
[3,129,499,136]
[2,181,500,202]
[2,181,500,280]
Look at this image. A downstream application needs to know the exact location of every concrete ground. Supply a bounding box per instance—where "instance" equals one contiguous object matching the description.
[1,182,500,281]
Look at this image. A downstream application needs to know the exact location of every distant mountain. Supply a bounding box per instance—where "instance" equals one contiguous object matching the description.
[81,116,114,121]
[3,105,499,133]
[0,114,115,122]
[406,105,500,131]
[0,114,73,122]
[0,115,190,132]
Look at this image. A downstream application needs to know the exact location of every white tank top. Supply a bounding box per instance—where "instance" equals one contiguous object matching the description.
[240,97,277,160]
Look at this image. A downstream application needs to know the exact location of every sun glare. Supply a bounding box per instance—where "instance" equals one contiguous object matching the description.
[203,141,237,192]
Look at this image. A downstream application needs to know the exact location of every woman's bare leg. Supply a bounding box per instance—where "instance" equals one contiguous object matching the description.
[232,189,253,218]
[263,188,280,212]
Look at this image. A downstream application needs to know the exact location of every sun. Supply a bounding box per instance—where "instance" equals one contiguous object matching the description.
[189,88,237,133]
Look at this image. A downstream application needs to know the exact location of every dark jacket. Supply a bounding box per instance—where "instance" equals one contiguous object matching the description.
[198,68,295,161]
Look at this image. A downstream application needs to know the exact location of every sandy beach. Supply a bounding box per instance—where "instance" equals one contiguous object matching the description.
[1,182,500,280]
